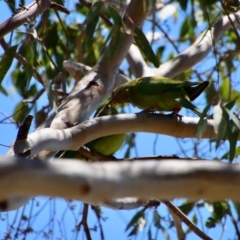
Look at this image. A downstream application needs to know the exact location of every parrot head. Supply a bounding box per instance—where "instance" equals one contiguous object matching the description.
[110,84,130,105]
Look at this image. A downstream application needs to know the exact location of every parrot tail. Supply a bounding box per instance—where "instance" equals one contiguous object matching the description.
[184,81,209,102]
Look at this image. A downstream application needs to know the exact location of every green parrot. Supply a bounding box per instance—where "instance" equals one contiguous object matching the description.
[110,76,209,116]
[85,106,126,156]
[58,106,125,160]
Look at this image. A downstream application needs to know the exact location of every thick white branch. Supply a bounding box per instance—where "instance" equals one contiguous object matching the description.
[127,11,240,78]
[97,0,150,73]
[102,197,148,209]
[0,157,240,212]
[11,113,217,157]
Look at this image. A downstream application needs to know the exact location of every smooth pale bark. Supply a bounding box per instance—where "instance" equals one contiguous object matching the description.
[63,60,130,89]
[0,0,53,39]
[127,11,240,78]
[0,157,239,211]
[11,113,216,157]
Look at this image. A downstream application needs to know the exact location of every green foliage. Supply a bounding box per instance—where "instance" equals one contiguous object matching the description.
[82,2,103,62]
[178,201,195,215]
[13,101,33,124]
[134,27,160,67]
[180,17,194,41]
[196,103,211,139]
[5,0,16,13]
[0,44,18,85]
[220,78,240,107]
[178,0,189,11]
[106,6,125,60]
[205,202,229,228]
[210,98,240,162]
[125,210,146,237]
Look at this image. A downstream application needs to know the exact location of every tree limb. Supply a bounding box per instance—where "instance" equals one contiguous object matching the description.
[9,113,216,157]
[163,201,212,240]
[1,157,240,212]
[63,60,130,89]
[127,11,240,78]
[0,0,52,39]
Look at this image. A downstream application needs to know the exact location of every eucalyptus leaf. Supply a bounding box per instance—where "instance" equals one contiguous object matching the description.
[134,27,160,67]
[0,44,18,85]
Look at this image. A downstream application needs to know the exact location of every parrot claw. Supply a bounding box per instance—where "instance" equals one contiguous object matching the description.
[168,111,183,120]
[139,109,156,114]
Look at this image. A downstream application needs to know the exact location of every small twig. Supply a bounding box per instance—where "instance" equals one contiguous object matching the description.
[201,0,220,87]
[52,89,69,98]
[52,72,65,86]
[0,111,16,124]
[0,143,10,148]
[76,204,92,240]
[220,0,240,48]
[91,206,105,240]
[168,204,185,240]
[156,22,180,54]
[79,0,113,27]
[23,88,45,103]
[0,105,26,125]
[143,199,161,210]
[162,201,212,240]
[53,9,70,59]
[37,39,60,72]
[226,201,240,239]
[50,2,70,15]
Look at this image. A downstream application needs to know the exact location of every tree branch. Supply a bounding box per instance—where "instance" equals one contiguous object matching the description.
[1,157,240,212]
[63,60,130,89]
[10,112,217,157]
[163,201,211,240]
[127,10,240,78]
[96,0,151,74]
[0,0,51,39]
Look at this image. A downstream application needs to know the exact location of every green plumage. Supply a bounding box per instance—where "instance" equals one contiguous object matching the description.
[111,77,209,116]
[85,107,125,156]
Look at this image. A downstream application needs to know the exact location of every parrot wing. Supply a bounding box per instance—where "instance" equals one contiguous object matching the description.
[132,77,202,96]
